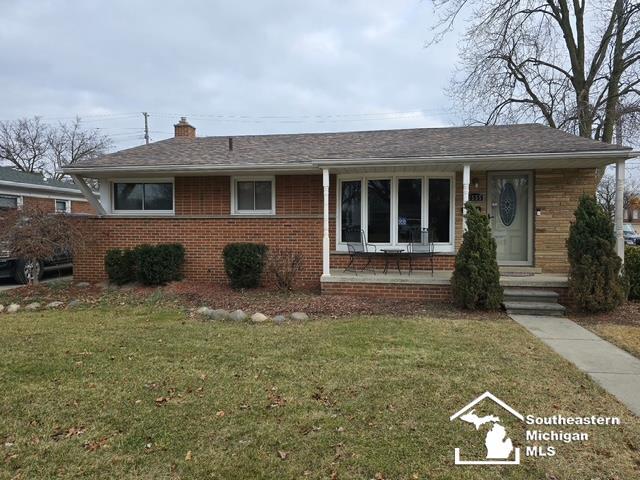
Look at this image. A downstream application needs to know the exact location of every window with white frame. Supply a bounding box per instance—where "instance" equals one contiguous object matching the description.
[232,177,275,214]
[337,174,455,251]
[55,199,71,213]
[0,195,18,209]
[112,182,174,212]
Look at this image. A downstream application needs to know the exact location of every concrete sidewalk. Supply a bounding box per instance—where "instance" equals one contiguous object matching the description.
[510,314,640,416]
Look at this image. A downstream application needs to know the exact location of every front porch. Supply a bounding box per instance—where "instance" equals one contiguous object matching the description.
[320,268,569,303]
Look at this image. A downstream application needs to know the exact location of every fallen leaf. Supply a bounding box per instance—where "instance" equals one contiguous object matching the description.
[277,450,288,460]
[185,450,192,461]
[216,410,225,417]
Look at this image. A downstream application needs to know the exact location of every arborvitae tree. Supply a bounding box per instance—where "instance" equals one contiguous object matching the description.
[452,203,503,309]
[567,195,626,312]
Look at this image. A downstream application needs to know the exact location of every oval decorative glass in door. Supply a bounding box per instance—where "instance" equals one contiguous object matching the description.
[499,182,517,226]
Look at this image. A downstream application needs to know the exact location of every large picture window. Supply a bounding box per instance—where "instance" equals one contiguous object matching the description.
[367,179,391,243]
[398,178,422,242]
[428,179,451,243]
[341,180,361,242]
[232,177,275,214]
[338,174,454,251]
[113,182,173,212]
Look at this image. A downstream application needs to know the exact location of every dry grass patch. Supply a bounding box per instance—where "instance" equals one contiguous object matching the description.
[572,301,640,358]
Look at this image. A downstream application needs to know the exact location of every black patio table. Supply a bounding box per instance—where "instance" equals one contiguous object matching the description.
[380,248,405,274]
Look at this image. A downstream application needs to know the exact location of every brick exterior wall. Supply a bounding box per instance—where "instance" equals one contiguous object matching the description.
[21,195,94,214]
[73,169,596,293]
[321,281,452,301]
[74,217,323,288]
[534,169,598,273]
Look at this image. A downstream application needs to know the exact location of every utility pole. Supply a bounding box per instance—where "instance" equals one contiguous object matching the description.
[143,112,150,145]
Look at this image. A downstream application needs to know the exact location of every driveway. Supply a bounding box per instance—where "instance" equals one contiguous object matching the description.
[0,272,73,292]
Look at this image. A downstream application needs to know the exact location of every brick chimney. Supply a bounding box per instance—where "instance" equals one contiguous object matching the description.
[174,117,196,138]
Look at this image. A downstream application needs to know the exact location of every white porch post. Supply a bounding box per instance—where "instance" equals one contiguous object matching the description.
[615,159,626,263]
[462,164,471,232]
[322,168,331,278]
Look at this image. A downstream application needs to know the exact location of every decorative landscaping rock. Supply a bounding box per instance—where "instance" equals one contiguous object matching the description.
[46,301,65,309]
[196,306,214,317]
[6,304,20,314]
[25,302,41,311]
[76,282,91,288]
[251,312,269,323]
[210,309,230,320]
[290,312,309,321]
[272,315,286,324]
[229,309,248,322]
[67,300,82,308]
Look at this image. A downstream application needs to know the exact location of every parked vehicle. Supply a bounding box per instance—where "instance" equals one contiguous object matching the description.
[624,223,640,246]
[0,243,72,283]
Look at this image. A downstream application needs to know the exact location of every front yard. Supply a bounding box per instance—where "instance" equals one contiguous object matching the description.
[1,300,639,479]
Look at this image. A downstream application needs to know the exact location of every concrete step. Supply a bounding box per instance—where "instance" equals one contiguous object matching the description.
[503,288,559,304]
[504,301,566,317]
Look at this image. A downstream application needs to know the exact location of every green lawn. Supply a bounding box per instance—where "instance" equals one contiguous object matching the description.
[0,305,638,479]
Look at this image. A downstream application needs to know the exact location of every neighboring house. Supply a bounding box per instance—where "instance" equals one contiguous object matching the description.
[63,118,635,300]
[0,166,96,283]
[0,166,95,214]
[626,196,640,233]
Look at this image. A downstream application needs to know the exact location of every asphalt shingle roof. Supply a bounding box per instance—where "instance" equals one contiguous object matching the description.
[0,166,80,190]
[69,124,631,169]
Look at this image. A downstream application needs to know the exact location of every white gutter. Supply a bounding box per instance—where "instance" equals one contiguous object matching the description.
[62,149,637,175]
[312,149,638,167]
[62,163,317,176]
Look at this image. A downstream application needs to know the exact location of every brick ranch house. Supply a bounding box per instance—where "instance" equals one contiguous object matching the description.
[63,118,634,301]
[0,166,94,214]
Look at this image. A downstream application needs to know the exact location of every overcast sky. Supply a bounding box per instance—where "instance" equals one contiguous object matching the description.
[0,0,464,151]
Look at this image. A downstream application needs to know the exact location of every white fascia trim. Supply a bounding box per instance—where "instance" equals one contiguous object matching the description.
[63,163,317,176]
[0,179,95,195]
[313,149,638,167]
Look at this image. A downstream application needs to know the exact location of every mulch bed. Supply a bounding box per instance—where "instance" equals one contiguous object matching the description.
[161,281,507,319]
[569,300,640,326]
[1,279,508,320]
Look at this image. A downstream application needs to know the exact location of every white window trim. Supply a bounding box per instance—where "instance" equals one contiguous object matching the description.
[230,176,276,215]
[54,199,71,213]
[110,178,175,215]
[335,172,456,253]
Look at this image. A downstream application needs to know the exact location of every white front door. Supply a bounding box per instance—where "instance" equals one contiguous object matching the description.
[488,172,533,265]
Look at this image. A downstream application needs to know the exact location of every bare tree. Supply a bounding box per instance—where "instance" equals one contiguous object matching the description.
[46,117,112,180]
[429,0,640,144]
[597,169,640,218]
[0,117,49,172]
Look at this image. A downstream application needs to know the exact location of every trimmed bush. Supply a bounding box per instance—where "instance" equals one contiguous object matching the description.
[626,246,640,301]
[451,202,503,309]
[104,248,136,285]
[104,244,185,286]
[567,195,625,312]
[133,243,185,286]
[223,243,268,289]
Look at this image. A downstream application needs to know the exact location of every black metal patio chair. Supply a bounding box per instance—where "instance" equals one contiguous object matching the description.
[344,228,376,275]
[407,228,435,275]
